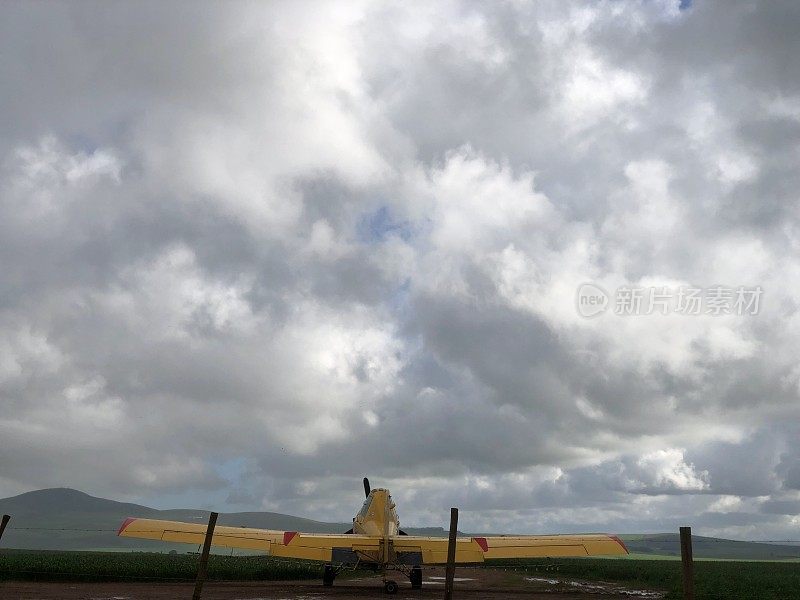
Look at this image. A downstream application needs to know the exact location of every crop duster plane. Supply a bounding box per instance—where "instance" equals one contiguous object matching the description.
[118,478,628,593]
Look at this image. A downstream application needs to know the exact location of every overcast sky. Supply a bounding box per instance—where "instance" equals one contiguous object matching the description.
[1,0,800,540]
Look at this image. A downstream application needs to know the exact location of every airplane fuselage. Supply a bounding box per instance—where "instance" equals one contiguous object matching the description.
[316,485,416,592]
[352,488,400,537]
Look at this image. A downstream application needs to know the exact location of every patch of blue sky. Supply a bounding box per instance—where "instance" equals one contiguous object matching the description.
[134,457,251,511]
[389,277,413,316]
[354,205,416,317]
[356,205,414,244]
[217,457,249,483]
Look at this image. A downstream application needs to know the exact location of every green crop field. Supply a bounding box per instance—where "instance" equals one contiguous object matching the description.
[3,550,800,599]
[0,549,320,583]
[490,557,800,600]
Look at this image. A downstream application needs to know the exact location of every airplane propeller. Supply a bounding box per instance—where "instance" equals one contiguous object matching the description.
[346,477,407,535]
[345,477,372,534]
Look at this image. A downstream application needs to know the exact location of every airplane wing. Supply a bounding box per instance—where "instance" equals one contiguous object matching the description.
[118,517,382,561]
[392,533,628,563]
[119,518,626,563]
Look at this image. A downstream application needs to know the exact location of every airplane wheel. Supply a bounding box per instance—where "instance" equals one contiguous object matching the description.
[384,580,399,594]
[323,564,335,587]
[410,565,422,589]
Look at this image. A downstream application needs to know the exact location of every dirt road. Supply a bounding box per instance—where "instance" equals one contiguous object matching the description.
[0,568,665,599]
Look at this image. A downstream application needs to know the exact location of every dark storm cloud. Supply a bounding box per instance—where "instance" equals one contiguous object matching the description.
[1,0,799,538]
[761,499,800,516]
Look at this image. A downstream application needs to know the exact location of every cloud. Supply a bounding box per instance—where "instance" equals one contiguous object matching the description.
[632,449,709,493]
[0,0,799,539]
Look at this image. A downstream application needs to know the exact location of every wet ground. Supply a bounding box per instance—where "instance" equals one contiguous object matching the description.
[0,568,666,599]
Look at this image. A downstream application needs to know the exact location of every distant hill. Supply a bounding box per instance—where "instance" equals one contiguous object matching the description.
[619,533,800,561]
[2,489,800,560]
[0,488,449,552]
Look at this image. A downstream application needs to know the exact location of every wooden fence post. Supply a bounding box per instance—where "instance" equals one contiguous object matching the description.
[192,511,218,600]
[0,515,10,544]
[444,507,458,600]
[680,526,694,600]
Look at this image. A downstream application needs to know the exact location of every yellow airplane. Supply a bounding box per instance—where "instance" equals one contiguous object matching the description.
[118,477,627,593]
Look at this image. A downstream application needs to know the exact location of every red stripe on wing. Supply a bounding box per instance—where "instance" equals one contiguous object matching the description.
[283,531,298,545]
[117,518,136,536]
[609,535,629,553]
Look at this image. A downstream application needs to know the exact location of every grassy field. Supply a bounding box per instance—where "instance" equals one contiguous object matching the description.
[492,557,800,600]
[3,550,800,599]
[0,549,320,583]
[622,552,800,562]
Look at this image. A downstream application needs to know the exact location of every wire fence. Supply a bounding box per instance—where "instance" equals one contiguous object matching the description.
[5,520,800,600]
[6,526,800,544]
[4,524,800,584]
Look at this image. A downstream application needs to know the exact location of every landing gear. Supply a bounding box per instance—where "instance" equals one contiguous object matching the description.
[409,565,423,589]
[323,564,336,587]
[384,580,399,594]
